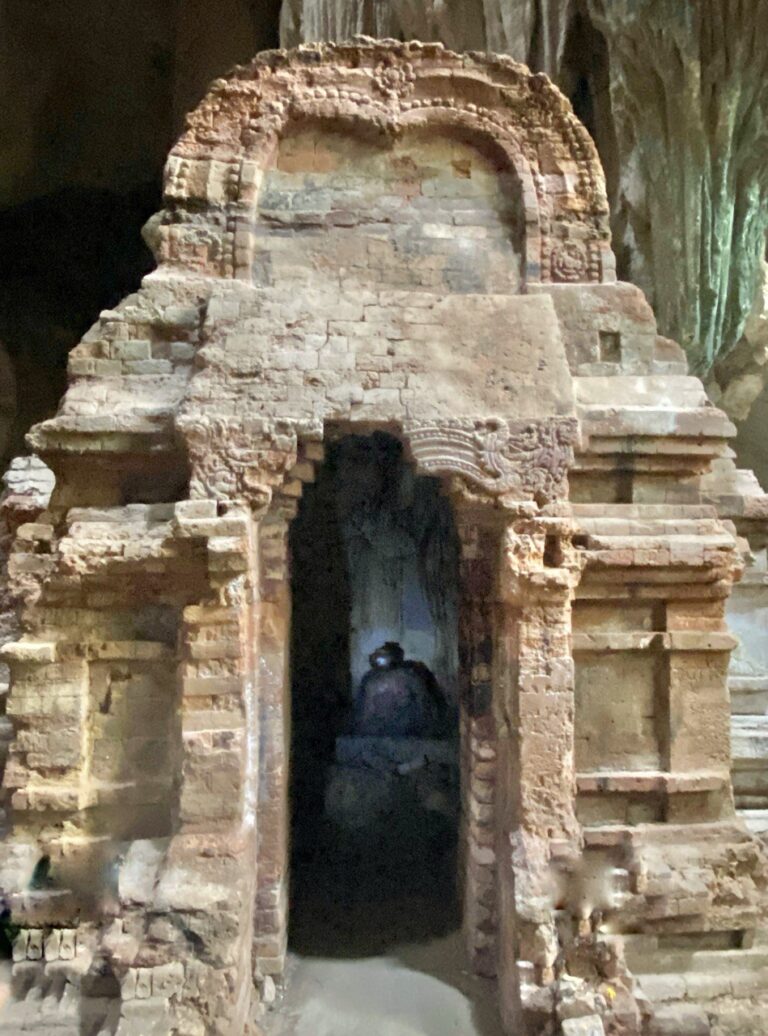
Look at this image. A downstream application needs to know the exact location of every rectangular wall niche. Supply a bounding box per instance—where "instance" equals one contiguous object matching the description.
[259,126,523,297]
[87,607,181,840]
[573,600,669,826]
[575,651,663,772]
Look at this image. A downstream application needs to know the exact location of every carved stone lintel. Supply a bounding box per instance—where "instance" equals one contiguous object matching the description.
[404,416,577,503]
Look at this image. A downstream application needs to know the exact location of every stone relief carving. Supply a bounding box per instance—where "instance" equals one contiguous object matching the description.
[404,417,577,501]
[372,58,416,102]
[14,928,80,962]
[550,240,588,283]
[178,416,297,514]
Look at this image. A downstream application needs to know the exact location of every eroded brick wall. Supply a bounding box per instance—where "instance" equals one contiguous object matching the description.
[259,128,523,294]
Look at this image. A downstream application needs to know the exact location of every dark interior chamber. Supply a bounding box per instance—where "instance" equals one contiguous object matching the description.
[288,432,461,955]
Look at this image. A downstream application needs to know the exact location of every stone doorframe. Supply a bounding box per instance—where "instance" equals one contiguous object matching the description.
[228,420,584,1035]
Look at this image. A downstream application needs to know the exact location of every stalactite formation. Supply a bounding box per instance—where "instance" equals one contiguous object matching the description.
[587,0,768,372]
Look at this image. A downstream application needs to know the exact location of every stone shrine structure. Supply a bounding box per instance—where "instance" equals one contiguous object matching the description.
[0,39,767,1036]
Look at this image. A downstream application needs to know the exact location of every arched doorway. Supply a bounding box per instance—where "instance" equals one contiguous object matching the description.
[288,430,461,955]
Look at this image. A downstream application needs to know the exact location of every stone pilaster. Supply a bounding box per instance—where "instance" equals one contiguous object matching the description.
[495,509,583,1034]
[174,500,258,835]
[252,496,295,981]
[457,516,501,978]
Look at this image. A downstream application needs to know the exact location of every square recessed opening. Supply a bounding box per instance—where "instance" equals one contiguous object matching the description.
[599,330,622,363]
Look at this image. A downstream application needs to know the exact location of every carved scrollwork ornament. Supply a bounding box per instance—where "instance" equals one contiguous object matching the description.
[166,41,609,285]
[404,417,576,504]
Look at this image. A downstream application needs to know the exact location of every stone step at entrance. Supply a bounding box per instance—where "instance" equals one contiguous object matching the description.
[740,809,768,835]
[729,675,768,717]
[731,715,768,808]
[628,940,768,1036]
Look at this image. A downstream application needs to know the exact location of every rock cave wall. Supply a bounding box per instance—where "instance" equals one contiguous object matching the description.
[292,433,459,700]
[0,0,282,463]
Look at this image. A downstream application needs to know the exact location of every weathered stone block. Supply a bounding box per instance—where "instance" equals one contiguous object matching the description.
[560,1017,605,1036]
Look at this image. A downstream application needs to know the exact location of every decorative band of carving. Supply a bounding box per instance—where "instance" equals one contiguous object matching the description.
[404,417,577,502]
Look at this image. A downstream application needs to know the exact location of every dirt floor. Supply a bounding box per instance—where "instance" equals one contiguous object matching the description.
[265,779,506,1036]
[264,930,505,1036]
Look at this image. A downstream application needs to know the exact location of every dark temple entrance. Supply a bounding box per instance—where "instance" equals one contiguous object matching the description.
[288,432,461,956]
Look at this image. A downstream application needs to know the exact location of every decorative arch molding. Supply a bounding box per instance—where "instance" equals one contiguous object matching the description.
[160,38,614,286]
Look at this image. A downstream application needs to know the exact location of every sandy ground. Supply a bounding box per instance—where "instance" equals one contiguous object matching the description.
[269,750,506,1036]
[0,944,502,1035]
[265,931,505,1036]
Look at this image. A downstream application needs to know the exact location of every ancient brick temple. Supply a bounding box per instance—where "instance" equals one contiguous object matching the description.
[0,39,767,1036]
